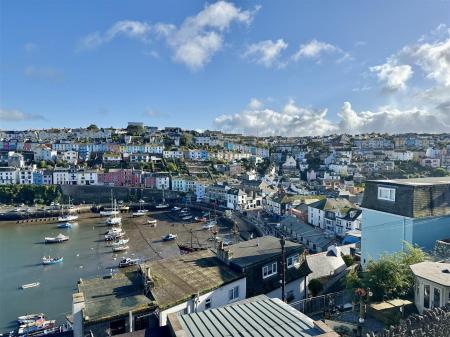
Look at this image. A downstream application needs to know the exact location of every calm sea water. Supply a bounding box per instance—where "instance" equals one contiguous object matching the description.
[0,218,123,332]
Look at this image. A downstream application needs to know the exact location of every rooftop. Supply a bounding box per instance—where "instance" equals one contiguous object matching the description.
[221,236,302,269]
[172,295,334,337]
[368,177,450,186]
[410,261,450,286]
[78,271,154,324]
[141,249,243,310]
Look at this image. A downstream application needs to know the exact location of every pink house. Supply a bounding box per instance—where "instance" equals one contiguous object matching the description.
[98,169,142,187]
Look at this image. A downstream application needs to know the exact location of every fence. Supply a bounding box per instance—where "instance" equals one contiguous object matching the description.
[290,290,349,315]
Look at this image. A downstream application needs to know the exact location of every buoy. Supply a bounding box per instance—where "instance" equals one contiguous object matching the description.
[76,253,80,257]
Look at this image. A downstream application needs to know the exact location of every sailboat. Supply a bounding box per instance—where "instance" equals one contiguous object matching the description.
[106,198,122,225]
[155,188,169,209]
[132,200,148,217]
[57,197,78,222]
[100,190,121,217]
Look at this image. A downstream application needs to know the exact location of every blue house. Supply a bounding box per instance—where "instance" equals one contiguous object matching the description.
[32,171,44,185]
[361,177,450,269]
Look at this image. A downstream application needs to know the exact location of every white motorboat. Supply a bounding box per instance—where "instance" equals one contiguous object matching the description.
[118,257,140,268]
[202,223,215,230]
[162,233,177,241]
[182,215,193,220]
[106,216,122,226]
[132,209,148,217]
[17,313,45,324]
[172,206,181,211]
[147,219,157,226]
[112,245,129,252]
[112,237,130,246]
[21,282,40,289]
[42,256,63,265]
[45,233,69,243]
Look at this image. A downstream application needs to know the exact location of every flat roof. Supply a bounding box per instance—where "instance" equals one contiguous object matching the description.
[223,236,302,268]
[367,177,450,186]
[141,250,243,310]
[410,261,450,286]
[177,296,324,337]
[78,271,154,324]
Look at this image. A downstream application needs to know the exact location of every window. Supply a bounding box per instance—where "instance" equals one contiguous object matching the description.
[228,286,239,301]
[287,254,299,268]
[433,288,441,308]
[424,285,430,309]
[205,298,212,309]
[377,187,396,201]
[262,262,278,279]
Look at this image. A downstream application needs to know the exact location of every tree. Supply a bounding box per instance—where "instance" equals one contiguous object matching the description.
[345,269,362,293]
[342,254,355,267]
[430,167,448,177]
[166,162,177,172]
[180,133,193,146]
[38,160,47,169]
[362,243,426,301]
[87,124,99,131]
[308,278,323,297]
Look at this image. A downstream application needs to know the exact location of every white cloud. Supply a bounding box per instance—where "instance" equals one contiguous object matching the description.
[243,39,288,67]
[248,98,263,109]
[369,61,413,91]
[292,39,350,62]
[79,20,151,49]
[24,66,63,81]
[214,99,338,137]
[159,1,258,70]
[0,108,45,122]
[338,102,449,134]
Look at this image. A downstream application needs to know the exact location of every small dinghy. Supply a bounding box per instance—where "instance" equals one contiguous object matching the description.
[42,256,63,265]
[21,282,40,289]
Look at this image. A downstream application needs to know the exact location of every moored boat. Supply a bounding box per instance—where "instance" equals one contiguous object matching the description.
[42,256,63,265]
[44,233,69,244]
[162,233,177,241]
[118,257,140,268]
[147,219,157,225]
[112,245,129,252]
[57,222,73,229]
[182,215,193,220]
[112,237,129,246]
[106,216,121,226]
[17,314,45,324]
[21,282,40,289]
[132,209,148,217]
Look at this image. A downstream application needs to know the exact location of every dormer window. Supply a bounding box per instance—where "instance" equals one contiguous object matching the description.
[377,187,395,201]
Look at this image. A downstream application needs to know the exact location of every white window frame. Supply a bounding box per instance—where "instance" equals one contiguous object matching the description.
[377,187,396,201]
[262,262,278,279]
[287,254,299,269]
[228,286,239,301]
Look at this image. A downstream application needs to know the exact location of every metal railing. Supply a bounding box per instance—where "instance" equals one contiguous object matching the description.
[290,290,348,315]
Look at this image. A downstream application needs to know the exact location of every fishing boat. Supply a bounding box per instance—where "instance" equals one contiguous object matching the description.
[118,257,140,268]
[18,319,56,335]
[162,233,177,241]
[42,256,63,265]
[18,314,45,325]
[112,237,129,246]
[44,233,69,244]
[155,188,170,209]
[112,245,129,252]
[57,222,73,229]
[21,282,40,289]
[57,197,78,222]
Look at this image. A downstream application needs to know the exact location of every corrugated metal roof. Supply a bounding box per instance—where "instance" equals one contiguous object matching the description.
[178,297,322,337]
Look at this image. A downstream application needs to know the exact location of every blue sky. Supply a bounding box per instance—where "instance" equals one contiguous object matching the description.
[1,0,449,135]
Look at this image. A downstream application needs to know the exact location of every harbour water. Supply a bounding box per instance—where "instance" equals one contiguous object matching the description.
[0,217,124,332]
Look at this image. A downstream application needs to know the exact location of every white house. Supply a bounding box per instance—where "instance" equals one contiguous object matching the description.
[155,175,170,190]
[410,261,450,314]
[34,146,57,162]
[141,250,246,326]
[19,166,35,185]
[226,188,247,210]
[53,168,69,185]
[0,167,19,184]
[60,150,78,165]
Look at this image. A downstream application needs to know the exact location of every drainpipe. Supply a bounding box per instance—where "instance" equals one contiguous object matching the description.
[129,311,133,333]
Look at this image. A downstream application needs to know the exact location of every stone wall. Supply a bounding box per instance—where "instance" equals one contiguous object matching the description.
[434,239,450,260]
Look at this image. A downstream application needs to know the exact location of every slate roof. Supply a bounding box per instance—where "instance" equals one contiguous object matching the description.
[410,261,450,286]
[177,296,324,337]
[362,177,450,218]
[223,236,302,269]
[308,198,356,215]
[305,252,347,280]
[141,249,243,310]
